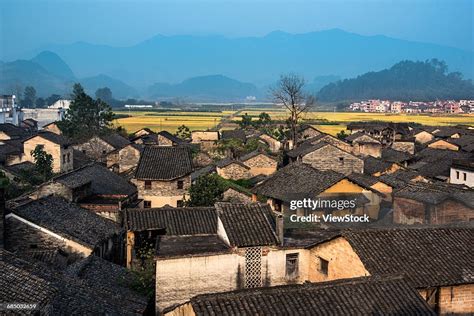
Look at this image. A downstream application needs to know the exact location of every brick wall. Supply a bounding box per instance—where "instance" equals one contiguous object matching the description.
[302,145,364,175]
[438,284,474,314]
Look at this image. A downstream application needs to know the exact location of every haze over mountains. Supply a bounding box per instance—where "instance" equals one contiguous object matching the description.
[1,29,473,101]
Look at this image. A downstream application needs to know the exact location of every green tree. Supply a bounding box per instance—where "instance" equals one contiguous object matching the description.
[129,242,156,298]
[239,112,253,128]
[46,94,61,106]
[31,145,53,181]
[58,83,115,141]
[217,138,245,158]
[35,97,46,108]
[95,87,113,102]
[244,138,269,153]
[23,86,36,108]
[175,124,191,140]
[187,174,226,207]
[257,112,271,127]
[336,130,349,140]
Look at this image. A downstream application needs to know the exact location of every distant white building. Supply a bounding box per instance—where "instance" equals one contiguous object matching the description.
[48,99,71,109]
[450,160,474,188]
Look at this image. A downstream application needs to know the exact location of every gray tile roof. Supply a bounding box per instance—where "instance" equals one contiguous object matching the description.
[0,123,29,139]
[135,146,193,180]
[215,202,278,247]
[27,131,71,146]
[286,140,328,158]
[157,130,186,144]
[125,207,218,234]
[156,235,230,258]
[253,162,345,202]
[100,133,130,149]
[11,196,120,248]
[363,156,394,175]
[382,148,412,163]
[221,129,247,142]
[343,227,474,288]
[53,163,137,196]
[188,276,434,315]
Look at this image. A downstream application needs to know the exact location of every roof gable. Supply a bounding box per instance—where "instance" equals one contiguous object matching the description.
[135,146,194,180]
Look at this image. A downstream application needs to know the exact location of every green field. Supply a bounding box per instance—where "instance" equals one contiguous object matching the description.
[114,110,474,136]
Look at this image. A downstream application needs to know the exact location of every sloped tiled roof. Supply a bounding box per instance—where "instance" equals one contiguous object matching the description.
[343,227,474,288]
[25,131,71,146]
[100,133,130,149]
[0,123,29,139]
[221,129,247,142]
[253,162,345,202]
[125,207,218,234]
[239,150,276,162]
[10,196,120,248]
[135,146,193,180]
[188,276,434,315]
[382,148,412,163]
[215,202,278,247]
[53,163,137,196]
[286,141,328,158]
[156,235,230,258]
[157,130,186,144]
[363,156,394,175]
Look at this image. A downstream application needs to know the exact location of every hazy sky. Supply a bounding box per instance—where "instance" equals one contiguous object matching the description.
[1,0,473,59]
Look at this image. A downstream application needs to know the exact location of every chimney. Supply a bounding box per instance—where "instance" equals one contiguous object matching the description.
[275,213,284,246]
[0,188,5,249]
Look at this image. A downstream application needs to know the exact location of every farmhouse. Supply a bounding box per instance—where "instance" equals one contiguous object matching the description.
[5,196,121,260]
[304,227,474,315]
[221,129,247,143]
[35,163,138,222]
[297,124,322,142]
[107,143,143,173]
[259,133,282,153]
[287,141,363,175]
[191,130,219,150]
[412,128,435,144]
[132,146,193,208]
[252,162,381,219]
[426,139,460,151]
[74,133,130,161]
[393,182,474,225]
[347,122,410,145]
[166,276,434,316]
[346,132,382,158]
[0,123,29,140]
[363,156,401,176]
[240,150,278,176]
[22,131,74,173]
[216,158,252,180]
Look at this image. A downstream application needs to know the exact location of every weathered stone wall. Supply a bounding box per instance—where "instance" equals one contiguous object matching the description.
[222,188,252,203]
[308,237,369,282]
[217,164,252,180]
[242,154,278,176]
[132,175,191,207]
[393,197,426,224]
[74,136,115,161]
[157,135,174,146]
[352,143,382,158]
[298,128,321,141]
[431,200,474,224]
[118,145,141,173]
[391,141,415,154]
[414,131,434,144]
[418,284,474,315]
[193,152,213,168]
[23,137,74,173]
[259,134,281,153]
[302,146,364,175]
[428,140,459,151]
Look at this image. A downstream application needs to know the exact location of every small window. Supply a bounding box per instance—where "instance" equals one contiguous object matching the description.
[82,149,86,154]
[285,253,299,278]
[144,180,152,190]
[62,154,66,163]
[143,201,151,208]
[177,180,184,189]
[456,171,460,179]
[102,150,107,155]
[29,244,38,249]
[463,173,467,181]
[37,144,44,150]
[177,200,184,207]
[67,153,70,163]
[339,157,344,165]
[319,257,329,275]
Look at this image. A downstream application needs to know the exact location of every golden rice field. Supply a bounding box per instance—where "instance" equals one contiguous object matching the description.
[115,110,473,136]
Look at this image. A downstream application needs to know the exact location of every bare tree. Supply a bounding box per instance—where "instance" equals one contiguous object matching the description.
[270,73,315,147]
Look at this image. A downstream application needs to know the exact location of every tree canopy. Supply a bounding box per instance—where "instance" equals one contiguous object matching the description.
[57,83,115,141]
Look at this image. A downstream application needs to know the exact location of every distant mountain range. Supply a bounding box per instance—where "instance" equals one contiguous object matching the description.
[1,29,473,101]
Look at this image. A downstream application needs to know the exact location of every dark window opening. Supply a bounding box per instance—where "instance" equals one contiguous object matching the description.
[463,173,467,181]
[144,180,152,190]
[177,200,184,207]
[30,244,38,249]
[456,171,460,179]
[286,253,299,278]
[177,180,184,189]
[143,200,152,208]
[319,257,329,275]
